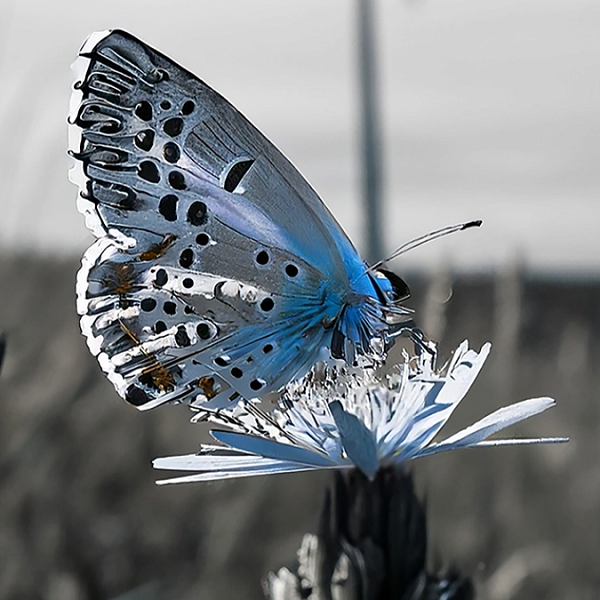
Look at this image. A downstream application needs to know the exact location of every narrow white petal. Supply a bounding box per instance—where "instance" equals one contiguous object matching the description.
[415,397,561,457]
[384,343,492,456]
[154,451,285,472]
[467,437,569,446]
[155,460,327,485]
[211,430,336,467]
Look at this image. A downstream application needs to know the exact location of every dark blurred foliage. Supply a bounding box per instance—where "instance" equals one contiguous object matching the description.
[1,256,599,599]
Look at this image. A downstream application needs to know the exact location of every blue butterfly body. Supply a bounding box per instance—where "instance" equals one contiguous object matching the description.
[70,30,409,411]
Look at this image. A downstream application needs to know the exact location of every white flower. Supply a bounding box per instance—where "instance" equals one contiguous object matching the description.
[153,341,567,483]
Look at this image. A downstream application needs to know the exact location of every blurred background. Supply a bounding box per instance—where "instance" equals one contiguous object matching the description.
[0,0,599,598]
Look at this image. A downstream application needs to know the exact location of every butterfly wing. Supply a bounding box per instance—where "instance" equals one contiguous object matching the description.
[70,30,386,411]
[70,30,354,276]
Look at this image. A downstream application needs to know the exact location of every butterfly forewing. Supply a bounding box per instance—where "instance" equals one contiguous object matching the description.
[71,30,351,274]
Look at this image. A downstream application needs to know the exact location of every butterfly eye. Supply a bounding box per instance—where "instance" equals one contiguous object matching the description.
[377,269,411,302]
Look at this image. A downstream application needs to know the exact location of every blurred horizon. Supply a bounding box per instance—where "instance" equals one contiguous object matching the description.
[0,0,598,275]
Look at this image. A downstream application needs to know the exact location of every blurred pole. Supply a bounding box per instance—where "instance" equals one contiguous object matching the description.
[0,333,5,376]
[357,0,384,263]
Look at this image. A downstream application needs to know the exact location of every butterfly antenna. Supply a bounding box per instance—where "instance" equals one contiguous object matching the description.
[367,220,482,273]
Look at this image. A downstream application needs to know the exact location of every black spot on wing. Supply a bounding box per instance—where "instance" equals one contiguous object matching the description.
[168,171,186,190]
[138,160,160,183]
[163,142,180,163]
[255,250,269,265]
[135,101,152,121]
[164,117,183,137]
[223,159,255,193]
[141,298,156,311]
[158,194,178,221]
[179,248,194,268]
[197,323,211,339]
[181,100,195,115]
[134,129,154,151]
[187,202,207,226]
[260,298,274,312]
[125,384,151,407]
[175,326,191,347]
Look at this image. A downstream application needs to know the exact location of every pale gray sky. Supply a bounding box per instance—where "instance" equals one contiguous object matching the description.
[0,0,598,274]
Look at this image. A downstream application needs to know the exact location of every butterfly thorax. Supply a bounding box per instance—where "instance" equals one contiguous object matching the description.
[325,268,409,365]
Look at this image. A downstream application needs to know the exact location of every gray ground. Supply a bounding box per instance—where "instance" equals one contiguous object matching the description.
[0,256,598,599]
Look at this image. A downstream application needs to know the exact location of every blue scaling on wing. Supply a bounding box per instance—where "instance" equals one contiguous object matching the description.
[69,30,411,411]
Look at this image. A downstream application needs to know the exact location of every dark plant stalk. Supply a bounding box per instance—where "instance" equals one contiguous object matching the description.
[266,467,474,600]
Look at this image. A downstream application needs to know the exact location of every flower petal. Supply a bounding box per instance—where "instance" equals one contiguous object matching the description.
[154,459,324,484]
[414,397,562,457]
[211,430,337,467]
[384,342,491,458]
[329,400,378,478]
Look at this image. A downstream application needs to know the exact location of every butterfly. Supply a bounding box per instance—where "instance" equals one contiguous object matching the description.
[69,30,412,412]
